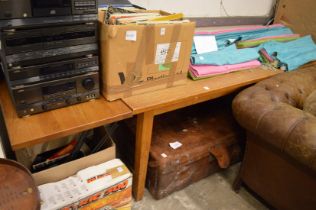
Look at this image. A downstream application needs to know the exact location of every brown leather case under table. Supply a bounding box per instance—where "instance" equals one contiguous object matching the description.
[114,99,244,199]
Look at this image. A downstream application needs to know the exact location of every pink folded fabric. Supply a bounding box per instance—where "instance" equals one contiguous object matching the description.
[190,60,261,77]
[195,24,285,35]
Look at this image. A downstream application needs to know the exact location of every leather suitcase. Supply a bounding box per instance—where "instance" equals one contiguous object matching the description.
[112,98,244,199]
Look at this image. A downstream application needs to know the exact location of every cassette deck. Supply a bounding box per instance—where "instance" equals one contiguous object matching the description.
[13,72,100,117]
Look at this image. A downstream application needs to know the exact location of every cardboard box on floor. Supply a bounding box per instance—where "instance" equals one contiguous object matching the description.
[99,10,195,101]
[32,126,133,210]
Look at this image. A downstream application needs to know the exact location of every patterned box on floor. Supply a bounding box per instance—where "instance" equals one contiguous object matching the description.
[38,159,132,210]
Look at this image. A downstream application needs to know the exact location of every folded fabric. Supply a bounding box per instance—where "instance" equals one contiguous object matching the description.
[190,60,261,77]
[189,69,227,80]
[188,61,261,80]
[236,34,300,48]
[195,24,285,36]
[256,35,316,70]
[192,24,294,54]
[191,45,259,66]
[258,48,275,63]
[188,70,203,80]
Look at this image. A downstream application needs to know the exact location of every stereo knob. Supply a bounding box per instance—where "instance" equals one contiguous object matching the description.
[82,78,95,90]
[42,104,48,111]
[65,98,71,105]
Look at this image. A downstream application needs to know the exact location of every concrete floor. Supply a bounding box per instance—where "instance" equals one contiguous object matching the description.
[132,164,269,210]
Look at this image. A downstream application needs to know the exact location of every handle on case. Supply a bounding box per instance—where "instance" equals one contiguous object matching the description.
[209,144,231,169]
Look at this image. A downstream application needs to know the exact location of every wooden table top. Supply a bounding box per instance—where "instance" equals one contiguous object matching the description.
[0,81,132,150]
[123,68,282,115]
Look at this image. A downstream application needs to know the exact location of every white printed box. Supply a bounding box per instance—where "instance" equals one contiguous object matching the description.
[38,159,132,210]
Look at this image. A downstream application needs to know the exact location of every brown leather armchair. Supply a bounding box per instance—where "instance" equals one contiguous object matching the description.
[232,66,316,210]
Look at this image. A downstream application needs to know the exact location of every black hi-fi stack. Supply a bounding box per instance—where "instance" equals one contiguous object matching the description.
[0,0,100,117]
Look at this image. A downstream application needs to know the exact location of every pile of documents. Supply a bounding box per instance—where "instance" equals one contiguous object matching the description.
[189,24,316,80]
[102,6,188,25]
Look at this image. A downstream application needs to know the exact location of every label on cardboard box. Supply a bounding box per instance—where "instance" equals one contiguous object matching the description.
[125,31,137,41]
[155,42,182,64]
[155,43,169,64]
[172,42,182,62]
[160,28,166,36]
[159,63,173,71]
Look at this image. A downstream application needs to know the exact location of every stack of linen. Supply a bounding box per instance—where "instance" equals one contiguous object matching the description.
[189,24,316,80]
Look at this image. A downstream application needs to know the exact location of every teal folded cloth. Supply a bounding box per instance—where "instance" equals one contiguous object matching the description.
[256,35,316,70]
[192,26,294,54]
[191,45,259,66]
[216,27,293,50]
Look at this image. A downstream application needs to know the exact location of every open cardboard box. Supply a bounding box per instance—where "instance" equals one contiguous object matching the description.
[32,126,133,210]
[99,10,195,101]
[32,126,116,185]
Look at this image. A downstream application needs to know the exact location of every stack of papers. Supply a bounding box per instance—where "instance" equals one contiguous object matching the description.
[109,12,161,24]
[102,7,188,25]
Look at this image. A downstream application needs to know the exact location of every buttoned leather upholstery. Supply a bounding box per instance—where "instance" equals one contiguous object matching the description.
[233,66,316,172]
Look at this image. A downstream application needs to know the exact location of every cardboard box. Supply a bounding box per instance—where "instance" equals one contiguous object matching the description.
[33,127,133,210]
[99,10,195,101]
[33,127,116,185]
[37,159,132,210]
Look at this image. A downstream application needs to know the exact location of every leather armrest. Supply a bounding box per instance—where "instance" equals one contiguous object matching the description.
[232,68,316,172]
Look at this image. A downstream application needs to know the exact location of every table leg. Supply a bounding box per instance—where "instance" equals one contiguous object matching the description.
[133,111,154,201]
